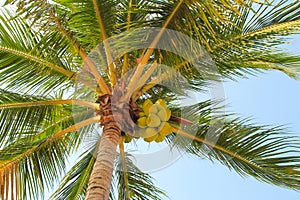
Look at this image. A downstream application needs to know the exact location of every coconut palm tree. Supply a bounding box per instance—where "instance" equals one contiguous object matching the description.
[0,0,300,199]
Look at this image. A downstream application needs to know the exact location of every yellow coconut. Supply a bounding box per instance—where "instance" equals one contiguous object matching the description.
[139,112,145,117]
[158,122,172,135]
[137,117,147,128]
[134,128,146,138]
[144,127,157,137]
[155,133,165,143]
[146,114,161,127]
[157,109,167,121]
[144,134,158,142]
[123,134,132,143]
[155,99,167,109]
[142,99,153,115]
[143,127,158,142]
[149,104,159,114]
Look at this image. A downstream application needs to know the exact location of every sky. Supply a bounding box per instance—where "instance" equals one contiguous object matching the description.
[1,1,300,200]
[151,35,300,200]
[151,71,300,200]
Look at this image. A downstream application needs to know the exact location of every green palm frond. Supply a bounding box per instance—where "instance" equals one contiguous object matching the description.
[0,139,70,200]
[170,101,300,190]
[5,0,117,51]
[210,1,300,79]
[54,0,117,50]
[0,112,75,199]
[244,0,300,33]
[156,0,246,51]
[0,89,70,147]
[170,107,300,190]
[52,147,167,200]
[0,108,99,199]
[51,149,96,200]
[209,1,300,48]
[113,153,168,200]
[115,0,158,31]
[0,85,101,148]
[0,9,76,94]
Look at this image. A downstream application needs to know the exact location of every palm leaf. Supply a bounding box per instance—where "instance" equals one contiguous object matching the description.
[51,149,96,200]
[113,152,168,200]
[6,0,116,51]
[0,139,70,200]
[115,0,159,31]
[0,110,99,199]
[0,89,70,147]
[52,147,167,200]
[0,9,76,94]
[171,113,300,190]
[244,0,300,33]
[56,0,117,49]
[210,1,300,79]
[0,114,75,199]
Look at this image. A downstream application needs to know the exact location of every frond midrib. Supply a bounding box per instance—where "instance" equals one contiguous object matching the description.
[0,114,74,169]
[172,126,282,180]
[0,99,100,110]
[0,116,99,170]
[72,155,95,199]
[211,19,300,53]
[0,44,76,78]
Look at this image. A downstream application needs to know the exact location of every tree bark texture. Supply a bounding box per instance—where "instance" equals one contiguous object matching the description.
[85,95,121,200]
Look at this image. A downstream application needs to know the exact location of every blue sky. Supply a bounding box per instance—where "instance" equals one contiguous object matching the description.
[151,36,300,199]
[152,70,300,200]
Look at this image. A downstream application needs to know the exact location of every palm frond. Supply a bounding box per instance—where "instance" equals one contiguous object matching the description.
[2,2,111,94]
[91,0,118,86]
[0,139,70,200]
[210,1,300,79]
[0,9,77,94]
[52,146,168,200]
[113,152,168,200]
[155,0,249,51]
[0,111,99,199]
[0,113,75,200]
[244,0,300,33]
[45,5,111,93]
[9,0,115,51]
[115,0,158,31]
[51,150,96,200]
[0,89,71,148]
[171,116,300,190]
[55,0,117,48]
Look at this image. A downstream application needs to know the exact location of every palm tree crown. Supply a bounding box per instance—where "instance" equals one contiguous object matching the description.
[0,0,300,199]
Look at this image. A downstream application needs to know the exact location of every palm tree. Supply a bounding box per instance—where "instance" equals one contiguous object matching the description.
[0,0,300,199]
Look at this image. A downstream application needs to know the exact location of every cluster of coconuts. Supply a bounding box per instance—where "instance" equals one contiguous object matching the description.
[136,99,173,143]
[122,99,173,143]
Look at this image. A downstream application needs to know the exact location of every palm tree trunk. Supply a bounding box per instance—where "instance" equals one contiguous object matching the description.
[85,95,121,200]
[85,122,120,200]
